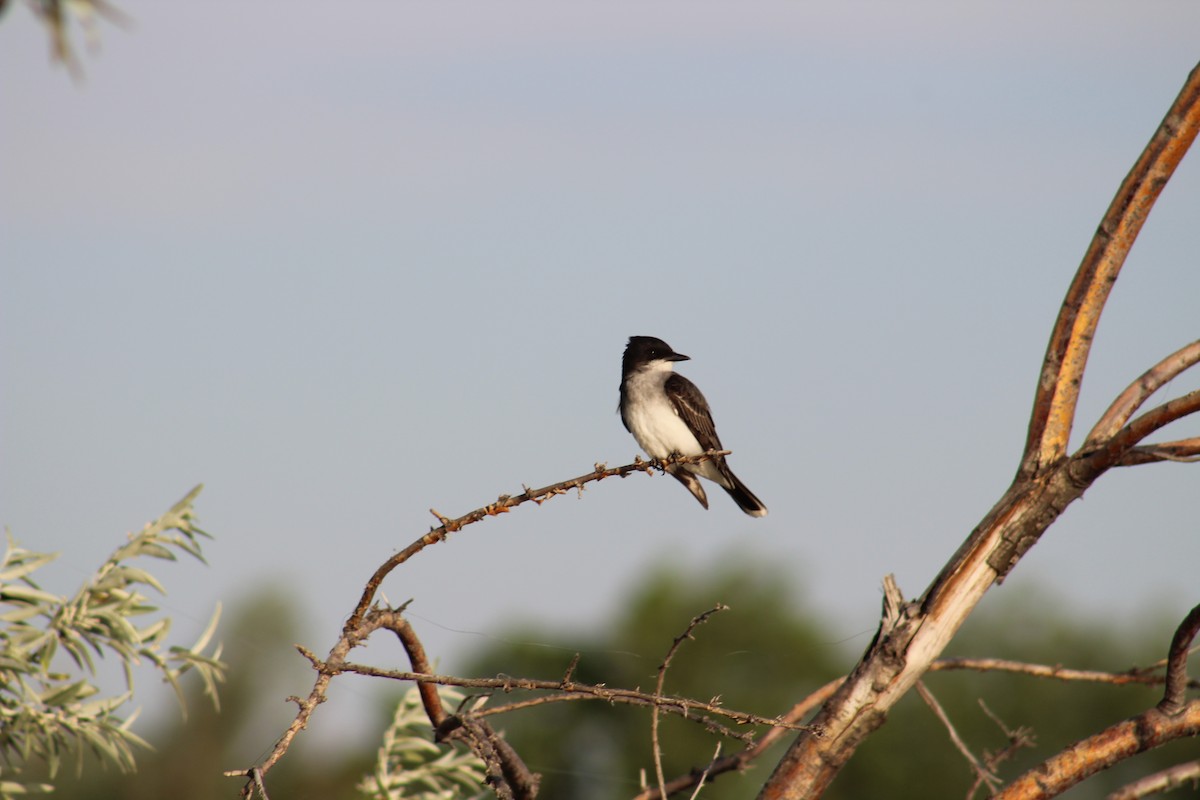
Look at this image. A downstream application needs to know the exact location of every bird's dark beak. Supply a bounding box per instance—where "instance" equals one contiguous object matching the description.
[670,352,690,362]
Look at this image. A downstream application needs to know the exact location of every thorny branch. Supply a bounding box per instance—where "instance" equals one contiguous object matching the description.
[344,452,729,634]
[324,658,804,736]
[970,702,1037,800]
[916,681,999,795]
[651,605,729,799]
[224,453,743,797]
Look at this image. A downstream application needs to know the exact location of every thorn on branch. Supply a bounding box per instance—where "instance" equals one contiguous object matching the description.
[562,653,581,687]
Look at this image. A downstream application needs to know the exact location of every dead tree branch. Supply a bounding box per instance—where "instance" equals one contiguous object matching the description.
[1085,340,1200,448]
[1157,601,1200,716]
[916,681,999,795]
[929,657,1199,690]
[1107,759,1200,800]
[993,700,1200,800]
[344,452,729,633]
[638,642,1186,800]
[758,62,1200,800]
[651,605,729,800]
[1020,64,1200,478]
[971,701,1037,800]
[985,601,1200,800]
[330,660,803,735]
[631,677,844,800]
[224,453,731,797]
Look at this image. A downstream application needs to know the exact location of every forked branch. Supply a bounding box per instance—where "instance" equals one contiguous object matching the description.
[758,62,1200,800]
[1022,63,1200,476]
[1085,340,1200,447]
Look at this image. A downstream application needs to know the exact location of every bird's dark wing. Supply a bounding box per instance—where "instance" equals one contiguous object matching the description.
[618,383,632,433]
[664,373,723,452]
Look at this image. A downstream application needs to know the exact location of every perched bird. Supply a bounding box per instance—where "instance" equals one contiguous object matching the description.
[618,335,767,517]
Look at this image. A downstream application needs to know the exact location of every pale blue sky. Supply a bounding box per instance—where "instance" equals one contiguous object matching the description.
[2,0,1200,750]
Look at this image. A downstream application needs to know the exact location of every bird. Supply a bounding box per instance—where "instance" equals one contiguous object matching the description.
[618,335,767,517]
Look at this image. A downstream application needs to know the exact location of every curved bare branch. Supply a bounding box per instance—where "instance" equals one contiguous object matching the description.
[1118,437,1200,466]
[1107,759,1200,800]
[343,452,729,633]
[1073,390,1200,483]
[759,63,1200,800]
[1085,339,1200,448]
[1021,63,1200,477]
[1159,602,1200,715]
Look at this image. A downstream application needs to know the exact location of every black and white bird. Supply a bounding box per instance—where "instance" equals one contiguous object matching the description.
[618,335,767,517]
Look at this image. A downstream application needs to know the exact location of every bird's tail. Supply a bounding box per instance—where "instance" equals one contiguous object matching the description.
[668,468,710,509]
[722,470,768,518]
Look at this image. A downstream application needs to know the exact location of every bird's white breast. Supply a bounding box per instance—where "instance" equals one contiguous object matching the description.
[623,368,703,459]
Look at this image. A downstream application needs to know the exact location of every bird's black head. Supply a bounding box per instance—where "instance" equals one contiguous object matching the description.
[622,336,690,375]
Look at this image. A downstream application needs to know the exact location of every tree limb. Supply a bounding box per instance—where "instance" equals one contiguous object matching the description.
[1157,601,1200,716]
[224,453,729,796]
[758,63,1200,800]
[651,605,728,800]
[343,452,729,633]
[1021,61,1200,477]
[1084,339,1200,448]
[1107,759,1200,800]
[994,700,1200,800]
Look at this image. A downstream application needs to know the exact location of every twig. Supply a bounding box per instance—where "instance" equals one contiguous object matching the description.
[1085,339,1200,447]
[1076,390,1200,483]
[652,605,729,799]
[332,660,803,734]
[1158,601,1200,715]
[250,767,270,800]
[1107,759,1200,800]
[688,743,722,800]
[929,657,1199,690]
[1118,437,1200,466]
[915,681,998,795]
[970,701,1036,799]
[225,453,730,795]
[631,677,843,800]
[344,452,729,633]
[362,609,541,798]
